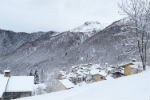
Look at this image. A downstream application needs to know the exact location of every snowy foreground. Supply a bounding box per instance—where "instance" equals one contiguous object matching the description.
[16,69,150,100]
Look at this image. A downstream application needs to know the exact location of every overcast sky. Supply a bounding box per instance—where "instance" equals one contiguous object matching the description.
[0,0,124,33]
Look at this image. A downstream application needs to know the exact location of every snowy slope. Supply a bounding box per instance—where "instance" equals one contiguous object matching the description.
[15,69,150,100]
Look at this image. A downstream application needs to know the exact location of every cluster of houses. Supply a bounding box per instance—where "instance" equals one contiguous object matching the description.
[57,60,142,90]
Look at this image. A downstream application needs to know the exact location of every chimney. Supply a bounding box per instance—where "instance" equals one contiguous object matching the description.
[4,70,10,77]
[105,63,108,74]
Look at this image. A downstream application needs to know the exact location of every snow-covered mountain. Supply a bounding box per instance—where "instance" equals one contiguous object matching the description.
[67,19,150,65]
[0,29,57,56]
[70,21,103,37]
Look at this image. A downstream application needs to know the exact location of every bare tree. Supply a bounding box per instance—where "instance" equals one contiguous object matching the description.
[119,0,150,70]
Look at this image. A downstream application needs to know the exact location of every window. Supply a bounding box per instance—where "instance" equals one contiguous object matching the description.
[100,77,103,79]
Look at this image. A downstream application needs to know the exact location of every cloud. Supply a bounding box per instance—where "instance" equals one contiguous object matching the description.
[0,0,123,32]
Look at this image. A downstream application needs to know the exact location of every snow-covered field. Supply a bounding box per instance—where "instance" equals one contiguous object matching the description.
[16,69,150,100]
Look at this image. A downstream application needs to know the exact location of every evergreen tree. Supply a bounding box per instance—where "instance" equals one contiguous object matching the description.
[34,69,39,84]
[29,69,33,76]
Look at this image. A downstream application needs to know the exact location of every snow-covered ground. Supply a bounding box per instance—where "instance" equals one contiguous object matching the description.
[15,69,150,100]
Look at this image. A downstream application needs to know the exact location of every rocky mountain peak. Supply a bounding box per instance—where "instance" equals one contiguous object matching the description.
[70,21,103,37]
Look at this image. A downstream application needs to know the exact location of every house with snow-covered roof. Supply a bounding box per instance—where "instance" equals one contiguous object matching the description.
[120,60,142,76]
[90,69,106,82]
[56,79,74,90]
[0,70,34,100]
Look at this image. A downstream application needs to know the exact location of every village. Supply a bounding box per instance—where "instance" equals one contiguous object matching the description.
[56,59,143,90]
[0,59,143,100]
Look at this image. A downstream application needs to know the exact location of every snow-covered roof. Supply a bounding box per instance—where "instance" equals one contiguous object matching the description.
[120,61,142,70]
[129,62,142,69]
[107,67,113,71]
[90,64,107,76]
[90,69,107,76]
[90,69,99,75]
[0,75,34,97]
[66,73,76,78]
[59,79,74,89]
[59,71,66,76]
[0,75,9,97]
[6,76,34,92]
[4,70,10,72]
[111,67,124,74]
[98,70,107,76]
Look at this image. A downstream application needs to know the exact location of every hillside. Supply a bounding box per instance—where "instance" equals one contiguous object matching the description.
[15,69,150,100]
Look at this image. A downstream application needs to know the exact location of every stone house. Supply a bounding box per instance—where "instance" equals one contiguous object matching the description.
[92,74,106,82]
[120,61,142,76]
